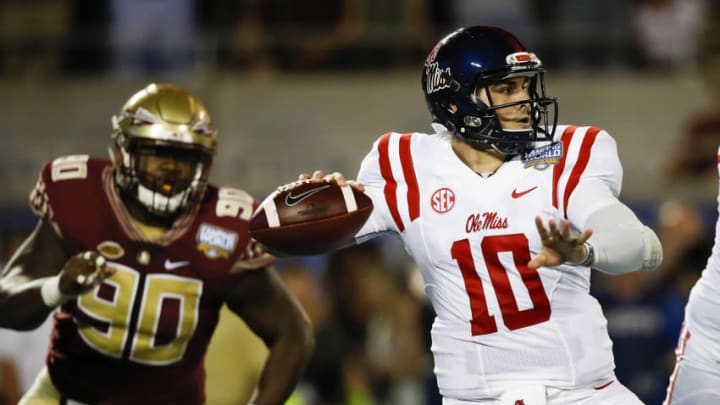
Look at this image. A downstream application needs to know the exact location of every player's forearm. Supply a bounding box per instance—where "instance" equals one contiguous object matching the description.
[585,203,663,274]
[0,276,55,330]
[253,324,314,405]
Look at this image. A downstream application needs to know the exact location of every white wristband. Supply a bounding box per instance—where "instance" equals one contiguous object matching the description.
[41,275,72,308]
[566,242,595,267]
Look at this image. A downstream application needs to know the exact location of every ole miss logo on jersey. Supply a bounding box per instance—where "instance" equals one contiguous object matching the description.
[466,211,509,233]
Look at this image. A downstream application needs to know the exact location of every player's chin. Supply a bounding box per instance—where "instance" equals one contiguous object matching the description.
[500,120,530,131]
[501,126,531,133]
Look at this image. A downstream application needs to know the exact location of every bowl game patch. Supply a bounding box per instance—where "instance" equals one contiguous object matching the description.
[522,142,562,170]
[196,224,238,259]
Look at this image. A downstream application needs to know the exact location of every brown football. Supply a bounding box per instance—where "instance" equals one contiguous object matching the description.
[249,180,374,256]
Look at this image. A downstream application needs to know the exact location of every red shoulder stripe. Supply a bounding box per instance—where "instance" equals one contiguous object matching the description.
[378,133,405,232]
[399,133,420,222]
[552,126,577,209]
[562,127,601,218]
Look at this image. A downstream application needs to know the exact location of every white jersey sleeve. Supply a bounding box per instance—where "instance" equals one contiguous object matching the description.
[554,126,662,272]
[553,126,623,229]
[355,132,420,242]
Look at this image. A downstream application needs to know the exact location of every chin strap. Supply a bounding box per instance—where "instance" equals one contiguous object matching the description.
[136,183,191,216]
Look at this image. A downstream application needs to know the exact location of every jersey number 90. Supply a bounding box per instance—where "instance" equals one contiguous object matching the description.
[76,264,202,365]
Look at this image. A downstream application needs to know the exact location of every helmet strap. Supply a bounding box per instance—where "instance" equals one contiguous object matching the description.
[117,185,178,229]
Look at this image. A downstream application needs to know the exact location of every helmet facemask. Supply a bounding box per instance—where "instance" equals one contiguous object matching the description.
[131,142,209,216]
[466,67,558,155]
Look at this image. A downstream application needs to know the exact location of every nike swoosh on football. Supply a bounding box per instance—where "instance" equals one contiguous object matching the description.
[164,259,190,271]
[285,184,331,206]
[511,186,538,199]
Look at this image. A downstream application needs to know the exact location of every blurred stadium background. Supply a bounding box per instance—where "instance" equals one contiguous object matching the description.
[0,0,718,404]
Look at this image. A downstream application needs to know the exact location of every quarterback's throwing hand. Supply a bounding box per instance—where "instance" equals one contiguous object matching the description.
[528,216,592,269]
[298,170,365,192]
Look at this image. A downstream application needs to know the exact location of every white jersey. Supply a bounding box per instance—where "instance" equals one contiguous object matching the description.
[356,125,621,400]
[682,145,720,359]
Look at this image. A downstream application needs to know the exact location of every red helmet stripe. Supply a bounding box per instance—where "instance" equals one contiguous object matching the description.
[490,26,525,52]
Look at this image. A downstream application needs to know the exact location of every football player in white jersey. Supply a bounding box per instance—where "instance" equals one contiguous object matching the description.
[293,26,663,404]
[663,146,720,404]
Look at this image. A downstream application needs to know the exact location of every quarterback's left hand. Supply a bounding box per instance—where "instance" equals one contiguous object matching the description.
[528,216,592,269]
[230,238,275,273]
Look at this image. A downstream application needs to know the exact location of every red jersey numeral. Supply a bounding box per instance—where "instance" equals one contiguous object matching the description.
[451,234,551,336]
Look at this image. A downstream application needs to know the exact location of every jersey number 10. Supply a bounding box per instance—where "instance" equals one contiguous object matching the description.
[451,234,551,336]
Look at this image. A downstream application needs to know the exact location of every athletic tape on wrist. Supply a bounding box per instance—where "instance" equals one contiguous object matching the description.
[41,275,72,308]
[567,242,595,267]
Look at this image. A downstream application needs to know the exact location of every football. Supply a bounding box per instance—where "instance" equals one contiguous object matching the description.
[249,180,374,256]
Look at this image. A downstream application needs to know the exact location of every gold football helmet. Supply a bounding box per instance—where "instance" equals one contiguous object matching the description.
[110,83,217,218]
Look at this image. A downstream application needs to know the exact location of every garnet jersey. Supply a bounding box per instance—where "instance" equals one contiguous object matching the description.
[356,126,621,399]
[683,145,720,358]
[29,155,257,405]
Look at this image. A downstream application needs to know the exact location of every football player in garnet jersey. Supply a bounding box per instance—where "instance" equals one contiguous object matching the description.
[291,26,663,404]
[0,83,313,405]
